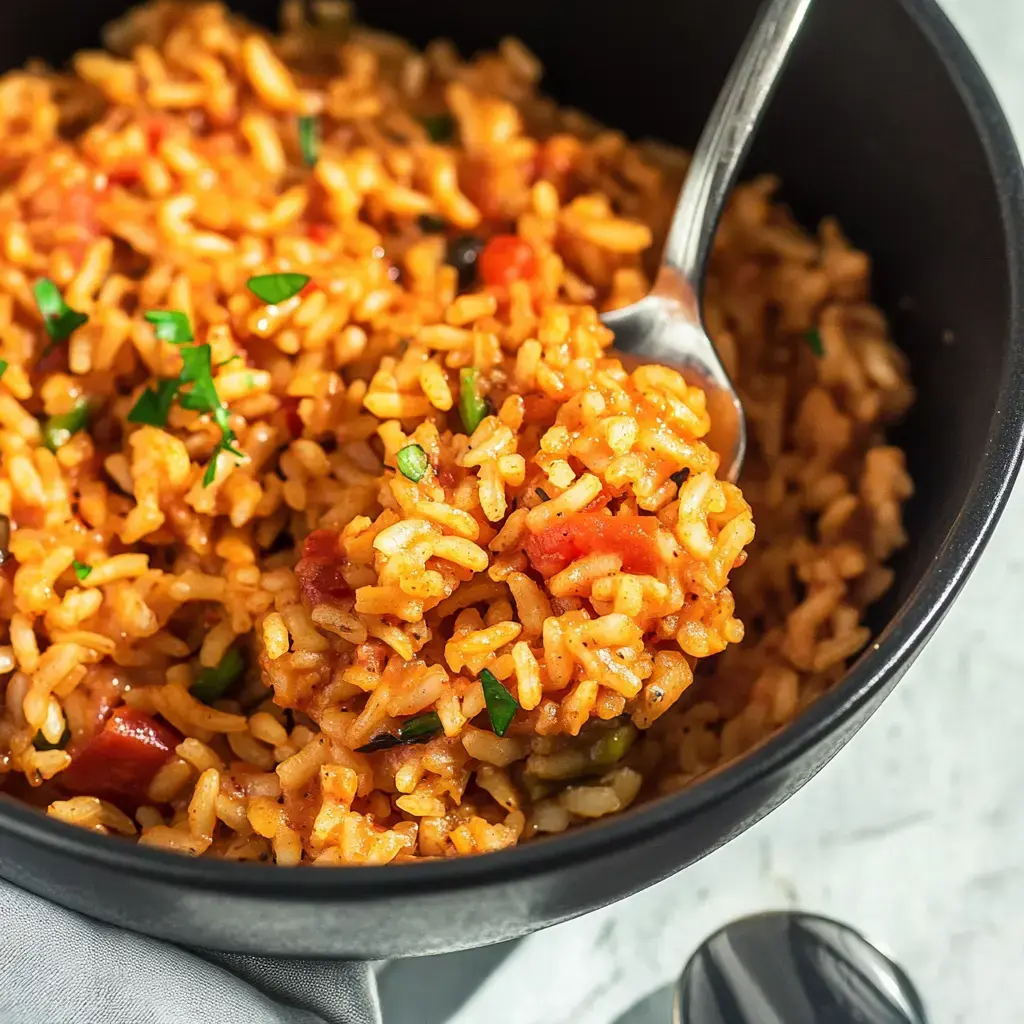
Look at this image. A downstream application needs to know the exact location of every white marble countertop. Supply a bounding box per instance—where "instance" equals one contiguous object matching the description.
[379,3,1024,1021]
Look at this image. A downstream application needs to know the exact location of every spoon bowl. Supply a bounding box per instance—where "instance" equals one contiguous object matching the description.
[674,912,929,1024]
[602,0,815,481]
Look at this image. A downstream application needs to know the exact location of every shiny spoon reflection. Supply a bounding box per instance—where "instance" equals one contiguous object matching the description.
[674,912,929,1024]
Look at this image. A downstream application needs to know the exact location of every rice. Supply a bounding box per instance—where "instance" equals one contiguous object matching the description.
[0,0,913,865]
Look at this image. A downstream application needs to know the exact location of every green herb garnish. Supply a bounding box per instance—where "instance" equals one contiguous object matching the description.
[480,668,519,737]
[128,310,241,485]
[177,343,243,486]
[0,360,9,380]
[298,114,320,168]
[246,273,311,305]
[355,710,444,753]
[417,214,447,234]
[42,397,90,452]
[33,724,71,751]
[72,560,92,582]
[128,378,180,428]
[396,443,429,482]
[192,646,245,704]
[421,114,455,143]
[218,354,242,368]
[459,367,490,435]
[805,327,824,357]
[34,278,88,346]
[145,310,194,345]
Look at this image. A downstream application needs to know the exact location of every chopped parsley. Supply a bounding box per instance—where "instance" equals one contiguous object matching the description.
[459,367,490,435]
[355,711,444,753]
[145,310,194,345]
[247,273,311,305]
[72,560,92,582]
[42,397,91,452]
[126,311,241,485]
[127,378,180,428]
[34,278,88,347]
[805,327,824,357]
[396,443,429,482]
[298,114,320,167]
[421,114,455,143]
[192,647,245,704]
[480,668,518,737]
[0,360,8,380]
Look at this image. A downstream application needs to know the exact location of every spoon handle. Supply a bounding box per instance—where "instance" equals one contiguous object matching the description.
[661,0,814,287]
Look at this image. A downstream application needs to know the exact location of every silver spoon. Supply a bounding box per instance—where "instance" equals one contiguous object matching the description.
[674,911,929,1024]
[602,0,815,482]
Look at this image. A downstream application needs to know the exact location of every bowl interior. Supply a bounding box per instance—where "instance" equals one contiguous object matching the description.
[0,0,1017,900]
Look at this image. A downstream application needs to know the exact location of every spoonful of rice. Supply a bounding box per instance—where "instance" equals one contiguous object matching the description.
[602,0,814,482]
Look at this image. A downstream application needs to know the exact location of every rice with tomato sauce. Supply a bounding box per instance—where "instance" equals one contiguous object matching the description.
[0,1,913,863]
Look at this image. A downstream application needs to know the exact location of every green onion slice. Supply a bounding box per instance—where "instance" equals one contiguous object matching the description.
[33,724,71,751]
[417,214,447,234]
[34,278,89,344]
[0,360,9,380]
[298,114,320,167]
[396,443,429,482]
[72,560,92,582]
[805,327,824,357]
[480,668,519,737]
[246,273,311,305]
[459,367,490,435]
[191,647,245,705]
[355,711,444,753]
[42,397,91,452]
[145,310,194,345]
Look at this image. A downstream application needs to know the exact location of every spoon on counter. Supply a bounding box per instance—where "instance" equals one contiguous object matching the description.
[602,0,815,482]
[674,911,929,1024]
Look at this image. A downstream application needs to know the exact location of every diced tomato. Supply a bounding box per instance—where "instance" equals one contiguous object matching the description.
[299,279,321,299]
[60,707,180,806]
[106,165,141,188]
[279,396,304,439]
[144,118,167,154]
[306,222,332,243]
[524,511,662,577]
[296,529,351,607]
[302,529,341,561]
[479,235,537,289]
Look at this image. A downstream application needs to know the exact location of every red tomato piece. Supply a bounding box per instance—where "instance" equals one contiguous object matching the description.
[306,222,332,243]
[279,396,304,439]
[106,165,141,188]
[60,707,180,806]
[296,529,351,607]
[524,512,662,577]
[145,118,167,154]
[479,235,537,289]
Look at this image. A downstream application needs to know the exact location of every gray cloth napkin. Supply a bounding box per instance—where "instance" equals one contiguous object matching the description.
[0,880,382,1024]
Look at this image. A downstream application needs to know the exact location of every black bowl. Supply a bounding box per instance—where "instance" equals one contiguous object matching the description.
[0,0,1021,958]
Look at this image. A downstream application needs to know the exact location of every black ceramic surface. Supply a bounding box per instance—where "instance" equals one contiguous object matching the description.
[0,0,1021,958]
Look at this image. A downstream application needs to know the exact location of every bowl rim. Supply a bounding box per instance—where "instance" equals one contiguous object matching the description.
[3,0,1023,902]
